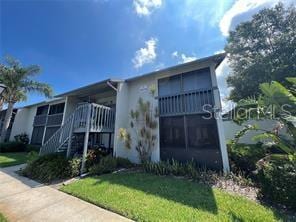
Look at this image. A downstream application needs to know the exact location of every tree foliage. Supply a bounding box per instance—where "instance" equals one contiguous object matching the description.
[0,56,53,142]
[231,78,296,157]
[225,3,296,102]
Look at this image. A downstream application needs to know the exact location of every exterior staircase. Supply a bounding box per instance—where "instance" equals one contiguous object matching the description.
[39,103,115,156]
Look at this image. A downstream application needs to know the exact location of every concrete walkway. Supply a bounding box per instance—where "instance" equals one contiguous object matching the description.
[0,165,132,222]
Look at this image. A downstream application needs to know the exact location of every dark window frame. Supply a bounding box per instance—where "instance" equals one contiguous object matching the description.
[158,67,212,97]
[36,105,49,116]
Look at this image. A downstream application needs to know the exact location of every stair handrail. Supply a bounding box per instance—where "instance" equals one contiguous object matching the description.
[39,103,115,156]
[39,104,89,155]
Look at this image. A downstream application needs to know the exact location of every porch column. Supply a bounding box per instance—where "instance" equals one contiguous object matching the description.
[66,114,75,158]
[210,64,230,173]
[80,103,92,175]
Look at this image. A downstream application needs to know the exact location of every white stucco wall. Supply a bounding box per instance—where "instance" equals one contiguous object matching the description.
[114,60,229,168]
[114,78,160,163]
[210,64,230,172]
[10,106,37,142]
[223,119,288,144]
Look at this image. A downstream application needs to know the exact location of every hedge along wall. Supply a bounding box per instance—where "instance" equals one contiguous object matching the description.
[223,119,290,144]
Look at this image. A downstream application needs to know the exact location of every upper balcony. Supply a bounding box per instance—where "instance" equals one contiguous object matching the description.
[73,103,115,133]
[33,113,64,127]
[33,115,47,126]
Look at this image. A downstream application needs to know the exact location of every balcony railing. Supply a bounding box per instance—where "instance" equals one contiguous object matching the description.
[158,88,214,116]
[47,113,63,126]
[73,103,115,133]
[90,103,115,132]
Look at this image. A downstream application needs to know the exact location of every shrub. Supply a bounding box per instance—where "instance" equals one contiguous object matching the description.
[22,153,81,183]
[89,155,117,175]
[86,148,112,169]
[26,151,39,164]
[14,133,29,144]
[26,144,40,152]
[116,157,134,168]
[142,159,218,182]
[256,156,296,210]
[66,158,81,177]
[227,143,268,175]
[0,141,27,153]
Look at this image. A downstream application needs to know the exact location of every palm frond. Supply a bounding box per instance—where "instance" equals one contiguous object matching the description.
[23,80,53,98]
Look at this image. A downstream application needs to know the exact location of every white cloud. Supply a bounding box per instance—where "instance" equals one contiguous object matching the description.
[133,0,162,16]
[132,38,158,68]
[172,51,197,64]
[179,0,233,29]
[180,54,197,63]
[219,0,294,36]
[171,51,178,58]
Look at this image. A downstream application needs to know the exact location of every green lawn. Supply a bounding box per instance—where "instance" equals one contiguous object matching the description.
[0,152,28,167]
[0,212,7,222]
[61,172,283,222]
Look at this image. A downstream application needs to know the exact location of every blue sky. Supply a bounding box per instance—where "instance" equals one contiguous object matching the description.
[0,0,290,110]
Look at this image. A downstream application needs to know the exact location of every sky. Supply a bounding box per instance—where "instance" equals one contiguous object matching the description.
[0,0,292,111]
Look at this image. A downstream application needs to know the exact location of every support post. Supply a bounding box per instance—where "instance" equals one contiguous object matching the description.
[80,104,92,175]
[108,132,112,150]
[66,114,75,158]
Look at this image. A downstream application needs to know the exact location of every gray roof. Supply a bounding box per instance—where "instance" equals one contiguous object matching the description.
[17,53,225,109]
[54,78,123,98]
[126,53,226,82]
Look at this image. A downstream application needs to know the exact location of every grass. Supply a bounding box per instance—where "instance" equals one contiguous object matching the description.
[0,213,7,222]
[0,152,28,167]
[61,171,283,222]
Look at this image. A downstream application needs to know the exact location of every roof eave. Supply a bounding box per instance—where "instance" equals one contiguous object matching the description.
[54,78,123,98]
[126,53,226,82]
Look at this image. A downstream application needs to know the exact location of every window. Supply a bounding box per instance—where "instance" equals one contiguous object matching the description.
[31,126,45,145]
[36,105,49,116]
[158,68,212,96]
[44,126,59,143]
[186,115,219,149]
[48,103,65,115]
[158,75,181,96]
[160,116,185,149]
[182,68,212,91]
[158,68,213,116]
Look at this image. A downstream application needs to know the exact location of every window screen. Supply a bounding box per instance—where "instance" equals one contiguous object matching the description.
[158,75,181,96]
[159,114,222,169]
[182,68,212,91]
[36,105,49,116]
[31,126,45,145]
[44,126,60,143]
[160,116,185,149]
[49,103,65,115]
[186,115,219,149]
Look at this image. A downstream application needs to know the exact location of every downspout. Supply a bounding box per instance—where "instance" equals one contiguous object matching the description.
[107,81,118,92]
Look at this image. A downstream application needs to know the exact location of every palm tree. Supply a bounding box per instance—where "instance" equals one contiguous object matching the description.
[0,56,53,142]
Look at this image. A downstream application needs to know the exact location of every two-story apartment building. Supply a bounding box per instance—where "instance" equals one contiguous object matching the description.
[4,53,230,172]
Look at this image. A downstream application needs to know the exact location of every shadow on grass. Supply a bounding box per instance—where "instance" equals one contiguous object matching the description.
[93,171,218,215]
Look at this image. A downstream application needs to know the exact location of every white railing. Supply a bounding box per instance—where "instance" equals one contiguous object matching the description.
[39,103,115,155]
[40,105,85,155]
[90,103,115,132]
